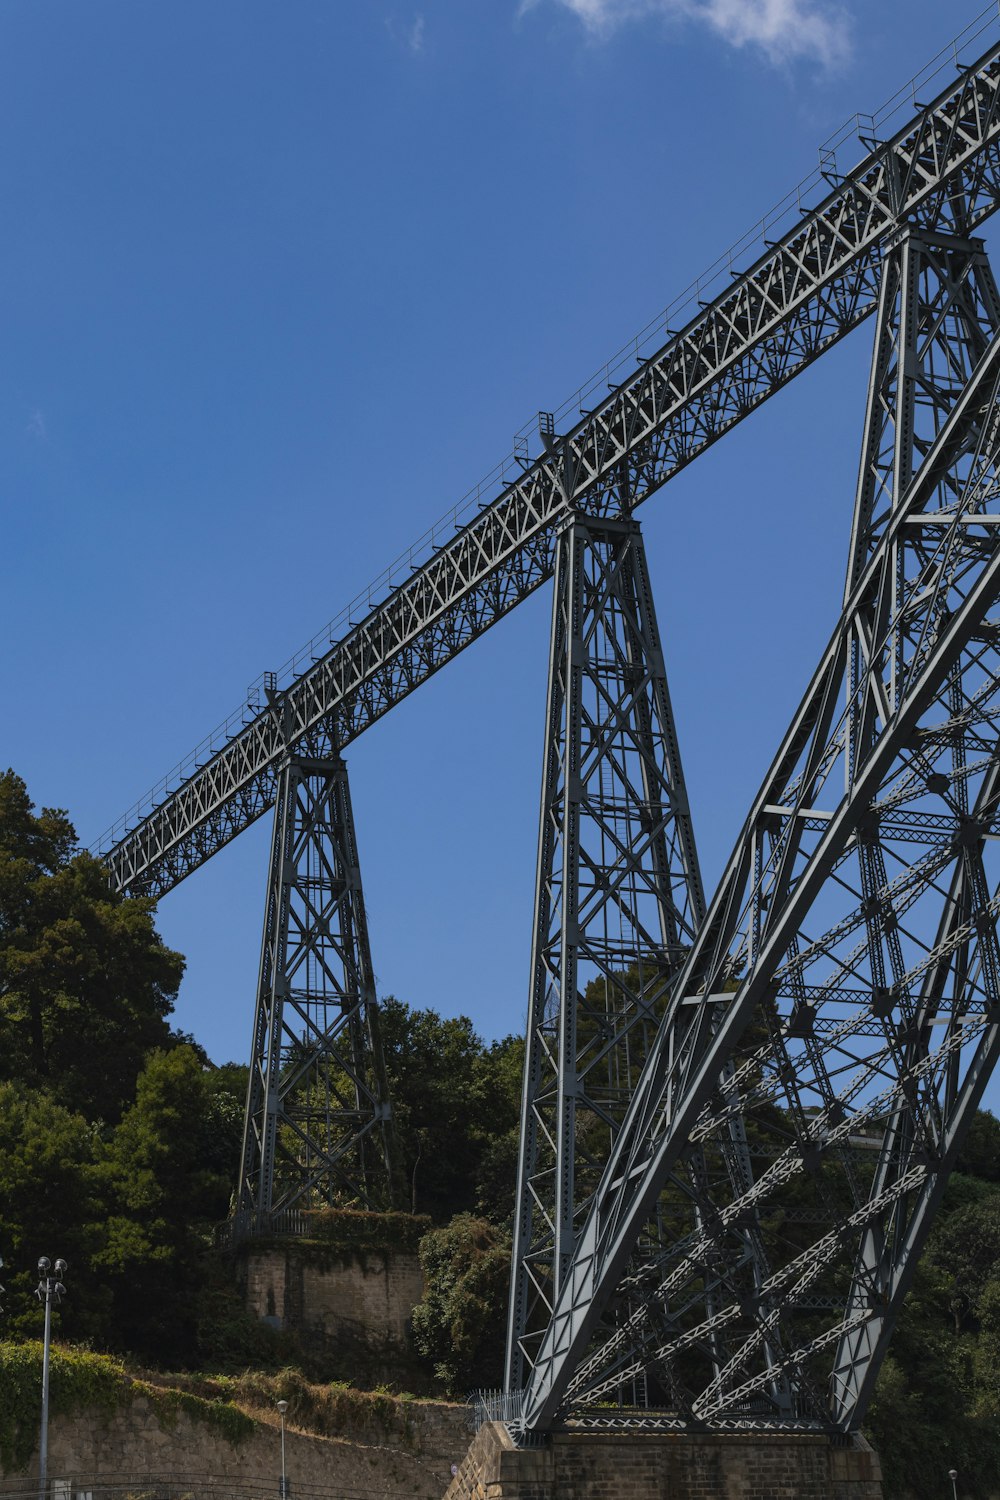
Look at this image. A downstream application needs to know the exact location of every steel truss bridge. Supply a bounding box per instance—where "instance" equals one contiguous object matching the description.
[94,5,1000,1441]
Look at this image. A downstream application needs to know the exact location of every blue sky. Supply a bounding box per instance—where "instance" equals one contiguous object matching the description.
[4,0,1000,1069]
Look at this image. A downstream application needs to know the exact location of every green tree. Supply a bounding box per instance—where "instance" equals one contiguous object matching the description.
[973,1276,1000,1415]
[201,1061,250,1188]
[379,999,521,1221]
[94,1046,235,1364]
[0,1083,110,1343]
[471,1035,523,1224]
[411,1214,510,1394]
[0,770,184,1121]
[956,1109,1000,1184]
[866,1261,999,1498]
[929,1191,1000,1329]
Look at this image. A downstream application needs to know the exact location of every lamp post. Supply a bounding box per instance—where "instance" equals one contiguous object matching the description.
[949,1470,959,1500]
[276,1399,288,1498]
[35,1257,67,1500]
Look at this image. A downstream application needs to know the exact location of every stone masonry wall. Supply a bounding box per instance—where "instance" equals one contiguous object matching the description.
[3,1394,471,1500]
[242,1244,424,1376]
[444,1420,885,1500]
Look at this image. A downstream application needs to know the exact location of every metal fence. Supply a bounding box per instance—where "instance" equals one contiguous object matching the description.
[466,1390,520,1434]
[215,1210,312,1250]
[465,1391,546,1449]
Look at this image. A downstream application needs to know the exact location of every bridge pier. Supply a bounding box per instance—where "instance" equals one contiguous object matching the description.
[233,746,397,1234]
[444,1422,882,1500]
[507,507,707,1393]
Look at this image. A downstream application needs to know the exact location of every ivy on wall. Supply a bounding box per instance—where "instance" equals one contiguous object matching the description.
[0,1343,255,1474]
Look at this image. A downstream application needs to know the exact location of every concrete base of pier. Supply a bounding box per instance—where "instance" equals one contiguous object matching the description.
[443,1419,883,1500]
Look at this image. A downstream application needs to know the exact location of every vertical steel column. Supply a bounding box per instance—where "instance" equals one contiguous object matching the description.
[235,749,396,1232]
[828,225,1000,1424]
[506,509,705,1391]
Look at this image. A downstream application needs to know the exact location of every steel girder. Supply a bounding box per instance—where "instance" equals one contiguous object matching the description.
[101,37,1000,900]
[505,512,707,1395]
[518,274,1000,1435]
[234,748,396,1231]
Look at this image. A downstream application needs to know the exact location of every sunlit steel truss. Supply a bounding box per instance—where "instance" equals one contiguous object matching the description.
[506,513,705,1392]
[101,35,1000,902]
[518,234,1000,1434]
[234,747,395,1232]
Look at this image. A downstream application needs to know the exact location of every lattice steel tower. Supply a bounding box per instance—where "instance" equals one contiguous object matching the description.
[507,509,707,1393]
[235,735,396,1233]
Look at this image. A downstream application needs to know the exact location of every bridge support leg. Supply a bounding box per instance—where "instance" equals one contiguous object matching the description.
[506,508,706,1395]
[517,231,1000,1435]
[828,226,1000,1426]
[234,750,396,1235]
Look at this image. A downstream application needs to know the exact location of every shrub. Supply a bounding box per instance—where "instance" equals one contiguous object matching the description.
[411,1215,509,1395]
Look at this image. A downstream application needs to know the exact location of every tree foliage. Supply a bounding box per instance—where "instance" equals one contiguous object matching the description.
[0,1083,109,1343]
[0,770,184,1120]
[379,997,522,1221]
[93,1045,242,1363]
[411,1214,510,1394]
[867,1254,1000,1498]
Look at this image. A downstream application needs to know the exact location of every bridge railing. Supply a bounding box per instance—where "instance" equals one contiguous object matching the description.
[215,1209,313,1250]
[465,1390,550,1449]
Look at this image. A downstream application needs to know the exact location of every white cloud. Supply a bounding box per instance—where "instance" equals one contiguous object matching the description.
[386,12,426,55]
[26,409,46,441]
[522,0,850,67]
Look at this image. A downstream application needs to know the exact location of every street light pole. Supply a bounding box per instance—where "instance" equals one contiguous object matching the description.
[949,1470,959,1500]
[35,1257,67,1500]
[276,1399,288,1499]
